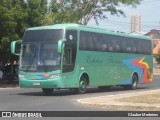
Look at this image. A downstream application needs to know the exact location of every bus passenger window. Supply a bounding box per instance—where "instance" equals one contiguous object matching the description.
[109,46,113,51]
[126,47,131,52]
[102,44,107,51]
[132,47,137,52]
[116,44,120,51]
[64,48,72,65]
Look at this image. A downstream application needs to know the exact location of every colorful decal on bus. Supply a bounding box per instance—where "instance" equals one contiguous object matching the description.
[132,57,152,83]
[39,74,49,80]
[123,57,152,84]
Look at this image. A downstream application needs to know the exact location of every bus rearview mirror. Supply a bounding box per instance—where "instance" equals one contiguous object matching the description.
[11,40,21,55]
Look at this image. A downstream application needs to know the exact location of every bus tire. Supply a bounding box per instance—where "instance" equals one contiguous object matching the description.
[42,88,54,95]
[124,74,138,90]
[131,74,138,90]
[75,76,88,94]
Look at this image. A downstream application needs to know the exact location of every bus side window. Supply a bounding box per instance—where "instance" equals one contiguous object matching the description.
[80,32,87,50]
[132,47,137,52]
[146,41,152,55]
[100,35,108,52]
[88,36,93,50]
[142,40,150,54]
[109,46,113,52]
[64,48,72,65]
[136,40,142,54]
[126,47,132,52]
[63,47,73,73]
[108,36,114,52]
[102,44,107,51]
[109,37,120,52]
[116,44,120,51]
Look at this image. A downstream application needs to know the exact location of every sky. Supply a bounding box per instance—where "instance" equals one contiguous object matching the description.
[88,0,160,33]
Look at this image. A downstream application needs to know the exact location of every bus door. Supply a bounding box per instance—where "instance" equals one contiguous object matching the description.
[62,30,78,86]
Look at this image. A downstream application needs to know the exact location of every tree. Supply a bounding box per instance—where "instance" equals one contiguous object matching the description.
[26,0,48,27]
[12,0,28,37]
[0,0,142,63]
[155,50,160,64]
[0,0,48,62]
[0,0,18,60]
[153,44,156,48]
[49,0,142,25]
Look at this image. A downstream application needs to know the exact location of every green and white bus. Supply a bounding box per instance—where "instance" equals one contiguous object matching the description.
[11,24,153,94]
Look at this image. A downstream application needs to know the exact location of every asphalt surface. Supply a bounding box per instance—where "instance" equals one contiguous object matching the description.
[0,75,159,120]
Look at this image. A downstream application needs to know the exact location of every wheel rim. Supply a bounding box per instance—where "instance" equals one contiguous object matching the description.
[133,80,137,88]
[79,80,86,91]
[132,75,138,89]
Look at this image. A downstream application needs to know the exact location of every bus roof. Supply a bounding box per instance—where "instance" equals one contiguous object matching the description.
[26,23,151,40]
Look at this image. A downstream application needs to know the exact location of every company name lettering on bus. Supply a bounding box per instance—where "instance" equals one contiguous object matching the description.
[87,56,103,64]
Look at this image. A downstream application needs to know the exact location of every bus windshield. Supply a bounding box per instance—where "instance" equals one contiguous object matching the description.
[19,29,63,72]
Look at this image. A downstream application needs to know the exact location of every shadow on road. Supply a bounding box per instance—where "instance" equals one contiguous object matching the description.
[17,86,151,97]
[2,75,157,96]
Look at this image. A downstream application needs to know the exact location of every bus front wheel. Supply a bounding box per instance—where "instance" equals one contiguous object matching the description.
[75,76,88,94]
[42,88,54,95]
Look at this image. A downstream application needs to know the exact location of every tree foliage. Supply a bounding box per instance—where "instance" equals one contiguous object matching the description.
[0,0,142,62]
[49,0,142,25]
[155,50,160,64]
[0,0,48,62]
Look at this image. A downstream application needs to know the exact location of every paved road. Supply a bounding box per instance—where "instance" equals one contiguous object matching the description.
[0,75,159,120]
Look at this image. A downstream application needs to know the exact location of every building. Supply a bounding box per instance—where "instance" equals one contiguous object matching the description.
[145,29,160,55]
[153,44,160,55]
[145,29,160,42]
[131,15,141,33]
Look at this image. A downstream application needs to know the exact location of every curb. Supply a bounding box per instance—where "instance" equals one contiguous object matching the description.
[77,89,160,110]
[0,87,20,91]
[0,84,19,91]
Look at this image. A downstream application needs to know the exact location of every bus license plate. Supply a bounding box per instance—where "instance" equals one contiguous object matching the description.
[33,82,40,86]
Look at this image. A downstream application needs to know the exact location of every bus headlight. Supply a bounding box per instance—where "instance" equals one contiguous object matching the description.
[19,74,25,78]
[50,74,60,79]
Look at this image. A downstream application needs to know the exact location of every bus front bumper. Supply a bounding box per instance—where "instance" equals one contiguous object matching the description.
[19,78,63,88]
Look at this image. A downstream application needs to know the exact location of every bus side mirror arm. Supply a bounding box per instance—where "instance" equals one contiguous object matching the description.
[58,40,65,54]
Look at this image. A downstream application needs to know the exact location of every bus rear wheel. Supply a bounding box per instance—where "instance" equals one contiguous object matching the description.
[75,76,88,94]
[42,88,54,95]
[124,74,138,90]
[131,74,138,90]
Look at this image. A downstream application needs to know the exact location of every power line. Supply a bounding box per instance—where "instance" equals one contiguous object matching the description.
[89,19,160,32]
[100,19,159,28]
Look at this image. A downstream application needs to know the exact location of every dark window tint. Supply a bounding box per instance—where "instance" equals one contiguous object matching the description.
[100,35,109,51]
[80,31,110,51]
[80,31,152,55]
[109,36,120,52]
[23,29,63,42]
[63,30,77,73]
[120,37,132,53]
